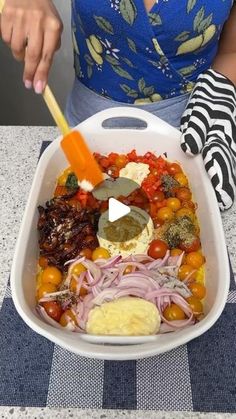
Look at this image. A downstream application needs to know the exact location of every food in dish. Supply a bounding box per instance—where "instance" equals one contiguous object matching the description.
[36,150,206,335]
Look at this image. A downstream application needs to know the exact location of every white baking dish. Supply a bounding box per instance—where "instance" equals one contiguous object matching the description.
[10,107,230,360]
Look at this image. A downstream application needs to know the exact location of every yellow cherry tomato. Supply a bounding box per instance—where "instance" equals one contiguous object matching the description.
[163,303,186,321]
[71,263,87,276]
[156,206,174,222]
[170,248,183,257]
[41,267,62,286]
[186,296,203,314]
[37,283,58,300]
[92,247,110,261]
[57,167,73,186]
[178,264,197,281]
[115,154,128,169]
[59,309,78,327]
[185,252,205,269]
[176,207,194,221]
[124,265,134,274]
[188,283,206,300]
[174,173,188,187]
[166,197,181,212]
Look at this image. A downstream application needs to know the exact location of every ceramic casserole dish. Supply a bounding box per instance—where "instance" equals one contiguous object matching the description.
[10,107,230,360]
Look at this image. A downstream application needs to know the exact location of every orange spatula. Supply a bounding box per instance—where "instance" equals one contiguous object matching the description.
[42,85,103,191]
[0,0,103,191]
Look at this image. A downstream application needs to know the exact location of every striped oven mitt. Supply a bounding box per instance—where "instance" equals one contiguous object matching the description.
[180,69,236,211]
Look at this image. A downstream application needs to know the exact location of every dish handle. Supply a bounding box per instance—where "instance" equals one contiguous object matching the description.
[77,106,179,135]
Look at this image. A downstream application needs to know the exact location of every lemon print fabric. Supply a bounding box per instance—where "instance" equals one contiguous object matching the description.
[71,0,234,103]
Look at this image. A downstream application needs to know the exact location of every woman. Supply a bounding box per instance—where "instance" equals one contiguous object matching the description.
[0,0,235,210]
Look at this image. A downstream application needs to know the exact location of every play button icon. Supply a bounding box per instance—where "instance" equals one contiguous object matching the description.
[108,198,130,222]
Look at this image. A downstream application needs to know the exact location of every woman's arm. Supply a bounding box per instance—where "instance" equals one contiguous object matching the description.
[213,4,236,85]
[0,0,63,93]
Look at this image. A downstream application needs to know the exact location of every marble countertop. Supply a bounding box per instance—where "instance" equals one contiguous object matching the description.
[0,126,235,419]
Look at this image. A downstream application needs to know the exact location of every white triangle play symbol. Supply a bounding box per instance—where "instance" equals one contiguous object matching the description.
[108,197,131,222]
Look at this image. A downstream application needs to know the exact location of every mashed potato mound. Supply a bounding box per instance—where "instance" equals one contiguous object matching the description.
[86,297,161,336]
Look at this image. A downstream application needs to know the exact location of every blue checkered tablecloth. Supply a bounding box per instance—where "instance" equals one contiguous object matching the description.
[0,142,236,413]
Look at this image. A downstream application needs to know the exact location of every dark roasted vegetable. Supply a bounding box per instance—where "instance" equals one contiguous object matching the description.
[37,197,99,269]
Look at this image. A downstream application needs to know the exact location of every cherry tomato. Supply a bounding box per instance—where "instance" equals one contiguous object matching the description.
[124,265,135,274]
[176,207,194,221]
[41,267,62,286]
[181,200,196,211]
[38,256,48,269]
[59,309,78,327]
[170,248,183,257]
[188,283,206,300]
[178,264,197,281]
[186,296,203,314]
[156,206,174,222]
[115,154,128,169]
[71,263,87,276]
[152,218,164,229]
[174,173,188,187]
[163,303,186,321]
[42,301,62,322]
[57,167,73,186]
[185,252,205,269]
[54,185,68,197]
[175,187,192,201]
[180,237,201,253]
[151,191,165,203]
[37,283,58,300]
[148,239,169,259]
[100,157,110,169]
[166,197,181,212]
[92,247,110,261]
[168,163,182,175]
[79,248,93,260]
[70,277,88,296]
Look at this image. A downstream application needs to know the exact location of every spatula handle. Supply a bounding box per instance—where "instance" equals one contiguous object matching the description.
[43,86,70,136]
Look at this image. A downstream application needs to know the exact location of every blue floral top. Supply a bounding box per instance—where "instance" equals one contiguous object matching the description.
[71,0,234,104]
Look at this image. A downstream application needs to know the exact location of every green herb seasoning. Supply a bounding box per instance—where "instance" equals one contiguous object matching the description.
[65,173,79,190]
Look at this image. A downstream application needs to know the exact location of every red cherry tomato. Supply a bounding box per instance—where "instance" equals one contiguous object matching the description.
[148,239,169,259]
[168,163,182,175]
[79,248,93,259]
[42,301,62,322]
[151,191,165,203]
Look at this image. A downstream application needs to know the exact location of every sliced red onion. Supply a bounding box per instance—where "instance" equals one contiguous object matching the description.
[123,254,153,263]
[64,254,85,267]
[82,259,101,283]
[115,288,146,299]
[92,288,118,305]
[147,250,170,270]
[71,271,86,296]
[100,255,122,268]
[36,305,62,329]
[38,289,71,303]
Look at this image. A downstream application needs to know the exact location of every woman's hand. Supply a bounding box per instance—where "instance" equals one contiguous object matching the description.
[180,69,236,211]
[0,0,63,93]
